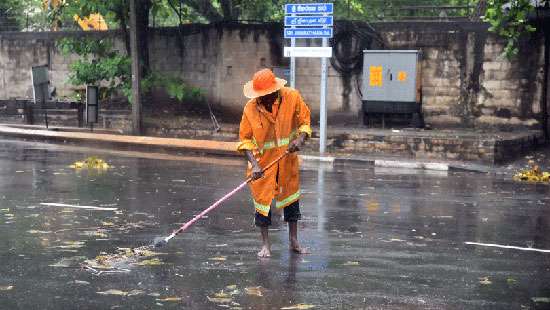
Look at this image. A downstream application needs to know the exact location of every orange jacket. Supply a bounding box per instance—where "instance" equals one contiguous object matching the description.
[237,87,312,216]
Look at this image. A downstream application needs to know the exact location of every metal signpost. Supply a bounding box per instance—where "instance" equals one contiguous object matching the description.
[31,65,49,128]
[86,85,99,132]
[284,3,333,155]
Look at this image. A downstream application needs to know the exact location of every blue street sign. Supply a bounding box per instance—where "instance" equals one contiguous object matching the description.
[284,28,333,39]
[284,16,333,27]
[285,3,334,15]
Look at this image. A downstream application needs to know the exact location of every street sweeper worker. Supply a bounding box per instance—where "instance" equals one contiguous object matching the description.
[237,68,312,258]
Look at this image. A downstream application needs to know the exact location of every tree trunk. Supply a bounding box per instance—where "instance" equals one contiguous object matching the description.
[136,0,151,77]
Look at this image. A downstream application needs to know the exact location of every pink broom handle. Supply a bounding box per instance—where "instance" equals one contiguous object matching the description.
[163,151,289,242]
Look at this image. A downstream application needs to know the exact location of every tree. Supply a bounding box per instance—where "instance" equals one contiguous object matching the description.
[53,0,202,106]
[483,0,540,58]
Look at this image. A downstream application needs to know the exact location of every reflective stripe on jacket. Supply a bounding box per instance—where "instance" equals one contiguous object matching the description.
[236,87,312,216]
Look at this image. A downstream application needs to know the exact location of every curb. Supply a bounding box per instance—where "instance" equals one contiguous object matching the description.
[0,125,236,156]
[448,163,491,173]
[0,124,493,173]
[374,160,449,171]
[299,155,335,164]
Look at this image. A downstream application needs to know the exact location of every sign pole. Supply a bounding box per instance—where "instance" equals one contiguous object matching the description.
[41,83,49,129]
[290,8,296,90]
[320,37,328,154]
[284,3,333,155]
[290,37,296,88]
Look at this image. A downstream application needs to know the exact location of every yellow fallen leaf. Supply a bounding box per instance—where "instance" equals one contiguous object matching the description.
[207,296,232,303]
[0,286,13,291]
[132,248,163,257]
[127,290,144,296]
[97,289,128,296]
[101,221,115,226]
[72,162,84,169]
[244,286,264,297]
[281,304,316,309]
[27,230,51,234]
[226,284,237,290]
[214,291,231,298]
[209,256,227,261]
[366,201,380,212]
[55,241,85,249]
[137,258,164,266]
[513,166,550,183]
[94,232,108,238]
[157,297,182,302]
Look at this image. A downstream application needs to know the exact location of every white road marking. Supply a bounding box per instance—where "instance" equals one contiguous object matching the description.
[39,203,118,211]
[465,242,550,253]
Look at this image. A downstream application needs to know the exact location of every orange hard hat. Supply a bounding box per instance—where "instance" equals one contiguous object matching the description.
[243,68,286,99]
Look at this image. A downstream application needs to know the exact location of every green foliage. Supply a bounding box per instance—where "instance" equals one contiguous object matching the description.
[57,37,115,57]
[484,0,537,58]
[58,37,130,99]
[57,37,202,104]
[0,0,48,30]
[142,73,204,102]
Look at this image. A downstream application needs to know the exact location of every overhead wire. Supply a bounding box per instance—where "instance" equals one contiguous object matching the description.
[330,20,386,98]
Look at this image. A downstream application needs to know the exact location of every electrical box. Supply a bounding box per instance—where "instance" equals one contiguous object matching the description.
[361,50,422,127]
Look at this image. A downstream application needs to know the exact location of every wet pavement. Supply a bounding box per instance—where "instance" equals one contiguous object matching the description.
[0,139,550,309]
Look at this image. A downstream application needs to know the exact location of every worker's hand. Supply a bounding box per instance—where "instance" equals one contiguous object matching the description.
[288,133,307,153]
[251,162,264,180]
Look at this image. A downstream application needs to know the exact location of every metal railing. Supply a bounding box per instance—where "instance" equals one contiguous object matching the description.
[0,12,20,31]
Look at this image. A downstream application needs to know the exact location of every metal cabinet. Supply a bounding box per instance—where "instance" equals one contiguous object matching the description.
[361,50,422,127]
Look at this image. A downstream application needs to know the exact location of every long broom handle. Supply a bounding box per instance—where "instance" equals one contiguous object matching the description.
[165,151,289,241]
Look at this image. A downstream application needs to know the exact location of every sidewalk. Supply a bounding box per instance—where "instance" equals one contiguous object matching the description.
[0,123,495,173]
[0,124,236,156]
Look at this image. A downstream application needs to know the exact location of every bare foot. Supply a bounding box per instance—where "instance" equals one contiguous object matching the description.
[290,243,310,254]
[257,246,271,258]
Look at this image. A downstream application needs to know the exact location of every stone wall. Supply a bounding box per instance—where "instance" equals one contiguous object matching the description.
[147,24,283,121]
[0,22,548,133]
[375,22,546,131]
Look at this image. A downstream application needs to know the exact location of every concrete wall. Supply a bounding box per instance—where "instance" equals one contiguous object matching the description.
[0,22,548,132]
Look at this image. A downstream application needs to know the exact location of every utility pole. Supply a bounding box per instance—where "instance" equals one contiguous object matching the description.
[129,0,142,135]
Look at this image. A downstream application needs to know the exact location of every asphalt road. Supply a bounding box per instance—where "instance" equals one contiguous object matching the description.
[0,139,549,309]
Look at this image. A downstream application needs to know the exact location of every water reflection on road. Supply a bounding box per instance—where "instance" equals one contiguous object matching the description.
[0,139,549,309]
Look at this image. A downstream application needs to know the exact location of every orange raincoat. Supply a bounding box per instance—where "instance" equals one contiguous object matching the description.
[237,87,312,216]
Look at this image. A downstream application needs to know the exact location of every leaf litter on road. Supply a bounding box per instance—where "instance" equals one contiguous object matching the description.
[281,304,316,309]
[156,297,182,302]
[244,286,264,297]
[83,246,166,272]
[96,289,144,297]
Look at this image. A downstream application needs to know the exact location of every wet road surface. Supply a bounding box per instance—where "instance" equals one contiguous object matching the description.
[0,139,549,309]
